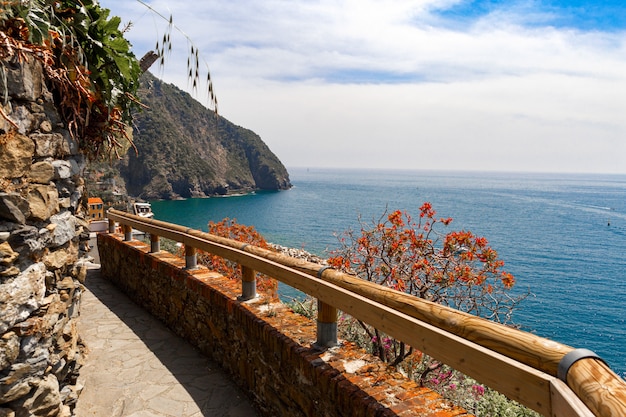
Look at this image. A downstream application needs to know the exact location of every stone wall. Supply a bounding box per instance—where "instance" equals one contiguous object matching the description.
[1,55,88,416]
[98,232,471,417]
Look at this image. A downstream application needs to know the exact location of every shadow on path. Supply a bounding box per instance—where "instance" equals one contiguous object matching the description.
[74,240,259,417]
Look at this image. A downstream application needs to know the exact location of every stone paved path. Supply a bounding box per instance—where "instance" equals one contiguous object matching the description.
[74,236,259,417]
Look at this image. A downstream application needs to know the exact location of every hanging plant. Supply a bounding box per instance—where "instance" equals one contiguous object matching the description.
[1,0,142,160]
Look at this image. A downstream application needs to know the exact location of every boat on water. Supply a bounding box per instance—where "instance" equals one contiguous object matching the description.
[132,202,154,219]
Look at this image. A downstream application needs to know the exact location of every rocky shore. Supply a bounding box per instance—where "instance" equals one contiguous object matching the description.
[268,243,327,266]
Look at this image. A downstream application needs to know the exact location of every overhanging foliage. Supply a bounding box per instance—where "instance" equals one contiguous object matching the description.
[1,0,141,159]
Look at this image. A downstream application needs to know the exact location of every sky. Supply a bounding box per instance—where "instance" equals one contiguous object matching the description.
[100,0,626,174]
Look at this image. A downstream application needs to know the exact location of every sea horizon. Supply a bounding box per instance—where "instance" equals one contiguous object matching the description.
[287,165,626,177]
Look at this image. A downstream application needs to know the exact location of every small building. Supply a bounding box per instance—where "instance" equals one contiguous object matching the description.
[87,197,105,221]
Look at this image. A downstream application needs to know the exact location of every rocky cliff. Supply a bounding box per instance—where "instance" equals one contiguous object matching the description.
[117,73,291,200]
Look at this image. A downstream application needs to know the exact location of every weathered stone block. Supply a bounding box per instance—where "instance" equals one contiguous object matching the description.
[69,262,87,286]
[0,55,44,102]
[0,193,29,225]
[0,242,18,266]
[68,157,84,178]
[13,374,61,417]
[27,162,55,184]
[29,102,44,115]
[39,121,52,133]
[0,353,48,405]
[59,385,80,410]
[0,133,35,179]
[58,198,71,209]
[0,376,31,405]
[12,317,46,338]
[51,160,71,180]
[48,212,76,248]
[54,183,71,199]
[19,339,50,366]
[31,133,77,158]
[69,191,82,213]
[43,249,75,271]
[0,266,19,278]
[0,406,16,416]
[0,263,46,334]
[40,102,61,128]
[50,358,66,380]
[0,332,20,371]
[26,185,59,221]
[0,103,11,134]
[8,226,46,260]
[55,322,78,363]
[11,106,35,136]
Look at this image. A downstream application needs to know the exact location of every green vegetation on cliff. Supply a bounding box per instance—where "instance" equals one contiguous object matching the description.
[117,72,291,199]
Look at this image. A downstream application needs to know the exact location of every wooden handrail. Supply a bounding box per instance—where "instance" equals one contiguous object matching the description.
[106,209,626,417]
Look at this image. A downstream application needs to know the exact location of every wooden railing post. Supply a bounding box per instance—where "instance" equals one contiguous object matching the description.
[108,218,116,233]
[150,234,160,253]
[240,266,257,301]
[123,224,132,241]
[185,246,197,270]
[564,356,626,417]
[316,300,337,348]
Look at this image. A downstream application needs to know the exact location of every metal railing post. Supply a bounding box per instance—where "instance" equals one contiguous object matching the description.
[185,246,197,270]
[150,234,160,253]
[316,300,337,348]
[123,224,132,241]
[240,266,257,301]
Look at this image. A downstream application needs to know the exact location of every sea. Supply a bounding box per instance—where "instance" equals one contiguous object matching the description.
[149,167,626,379]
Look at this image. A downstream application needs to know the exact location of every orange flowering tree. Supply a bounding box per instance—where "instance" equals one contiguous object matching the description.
[196,218,278,299]
[328,203,525,365]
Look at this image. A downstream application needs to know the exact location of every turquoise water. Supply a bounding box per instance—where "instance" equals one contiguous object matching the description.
[150,168,626,378]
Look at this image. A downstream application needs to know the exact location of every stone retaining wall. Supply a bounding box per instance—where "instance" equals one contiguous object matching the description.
[98,232,471,417]
[1,55,88,416]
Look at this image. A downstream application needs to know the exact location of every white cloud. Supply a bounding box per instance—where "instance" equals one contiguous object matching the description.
[215,73,626,172]
[100,0,626,173]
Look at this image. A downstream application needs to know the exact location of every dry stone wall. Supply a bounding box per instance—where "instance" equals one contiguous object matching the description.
[98,233,471,417]
[0,54,88,417]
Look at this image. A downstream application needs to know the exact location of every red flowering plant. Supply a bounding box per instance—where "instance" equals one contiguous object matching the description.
[196,218,278,299]
[328,203,526,366]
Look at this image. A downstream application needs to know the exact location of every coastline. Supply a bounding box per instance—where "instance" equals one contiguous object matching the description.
[268,243,327,265]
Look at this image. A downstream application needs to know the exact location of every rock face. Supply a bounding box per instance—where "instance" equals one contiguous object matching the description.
[1,54,87,416]
[117,73,291,200]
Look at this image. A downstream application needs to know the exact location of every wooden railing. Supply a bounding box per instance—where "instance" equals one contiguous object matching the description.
[106,209,626,417]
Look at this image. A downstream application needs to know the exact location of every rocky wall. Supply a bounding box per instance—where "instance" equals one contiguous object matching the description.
[98,233,471,417]
[0,55,89,417]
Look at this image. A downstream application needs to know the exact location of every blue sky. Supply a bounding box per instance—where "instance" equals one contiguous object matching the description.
[100,0,626,173]
[430,0,626,31]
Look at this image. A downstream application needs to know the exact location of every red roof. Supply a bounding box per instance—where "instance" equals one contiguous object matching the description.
[88,197,104,205]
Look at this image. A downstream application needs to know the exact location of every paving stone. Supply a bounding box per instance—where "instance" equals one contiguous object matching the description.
[138,385,169,402]
[125,411,163,417]
[74,237,259,416]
